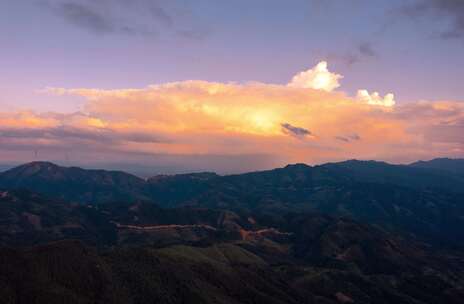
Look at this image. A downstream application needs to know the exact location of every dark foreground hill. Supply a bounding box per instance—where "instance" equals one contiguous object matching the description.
[1,238,463,304]
[1,193,464,304]
[1,183,464,303]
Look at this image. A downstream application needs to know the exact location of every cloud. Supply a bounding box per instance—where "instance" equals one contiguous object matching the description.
[149,3,174,28]
[326,41,378,67]
[358,41,377,57]
[281,123,312,139]
[2,62,464,172]
[42,0,207,40]
[54,2,113,34]
[401,0,464,39]
[357,90,396,107]
[335,134,361,143]
[287,61,343,92]
[0,111,166,150]
[34,80,464,165]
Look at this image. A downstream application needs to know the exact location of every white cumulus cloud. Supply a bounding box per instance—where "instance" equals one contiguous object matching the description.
[288,61,343,92]
[357,90,396,107]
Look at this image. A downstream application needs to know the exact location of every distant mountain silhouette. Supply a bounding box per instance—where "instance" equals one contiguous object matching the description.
[320,159,464,192]
[1,159,464,248]
[0,161,148,203]
[410,158,464,175]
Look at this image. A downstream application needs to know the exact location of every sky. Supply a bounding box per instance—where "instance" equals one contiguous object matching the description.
[1,0,464,175]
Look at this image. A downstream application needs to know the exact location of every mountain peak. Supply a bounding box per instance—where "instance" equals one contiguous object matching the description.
[148,172,219,183]
[337,159,388,165]
[284,163,311,169]
[409,158,464,174]
[20,161,61,169]
[411,157,462,165]
[0,161,147,204]
[3,161,63,177]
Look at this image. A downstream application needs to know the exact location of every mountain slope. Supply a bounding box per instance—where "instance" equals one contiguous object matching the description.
[1,188,464,303]
[410,158,464,175]
[319,159,464,192]
[0,162,147,203]
[2,160,464,248]
[179,164,464,247]
[0,190,254,247]
[1,227,463,304]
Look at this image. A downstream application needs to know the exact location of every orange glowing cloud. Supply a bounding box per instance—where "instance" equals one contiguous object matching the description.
[42,80,462,163]
[288,61,342,92]
[357,90,396,107]
[1,63,464,172]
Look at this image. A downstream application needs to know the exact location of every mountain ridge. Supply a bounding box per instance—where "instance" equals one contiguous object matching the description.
[1,159,464,303]
[2,157,463,179]
[0,161,147,203]
[410,158,464,174]
[1,158,464,249]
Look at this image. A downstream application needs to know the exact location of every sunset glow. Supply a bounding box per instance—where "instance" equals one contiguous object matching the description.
[1,1,463,173]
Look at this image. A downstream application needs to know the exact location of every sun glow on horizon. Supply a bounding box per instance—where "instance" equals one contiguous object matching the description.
[1,60,463,170]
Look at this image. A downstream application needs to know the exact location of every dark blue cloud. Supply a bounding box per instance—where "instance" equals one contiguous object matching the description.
[335,134,361,143]
[42,0,206,40]
[281,123,311,138]
[401,0,464,39]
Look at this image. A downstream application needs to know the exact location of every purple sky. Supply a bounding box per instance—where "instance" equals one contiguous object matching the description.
[1,0,464,175]
[1,0,463,112]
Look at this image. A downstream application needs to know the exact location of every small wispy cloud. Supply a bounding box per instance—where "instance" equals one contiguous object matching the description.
[335,134,361,143]
[358,41,377,57]
[281,123,312,139]
[42,0,208,40]
[54,2,113,34]
[328,41,378,67]
[400,0,464,40]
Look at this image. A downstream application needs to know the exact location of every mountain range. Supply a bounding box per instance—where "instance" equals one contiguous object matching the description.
[1,159,464,247]
[1,159,464,303]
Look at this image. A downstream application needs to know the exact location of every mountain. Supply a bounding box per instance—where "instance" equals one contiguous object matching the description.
[0,161,148,203]
[176,163,464,248]
[2,163,464,303]
[410,158,464,175]
[0,189,157,247]
[1,189,464,304]
[0,164,14,173]
[146,172,219,206]
[4,159,464,205]
[2,160,464,248]
[0,189,251,247]
[1,211,463,304]
[319,159,464,192]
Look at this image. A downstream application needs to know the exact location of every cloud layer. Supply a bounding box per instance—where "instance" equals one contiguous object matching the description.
[1,62,463,173]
